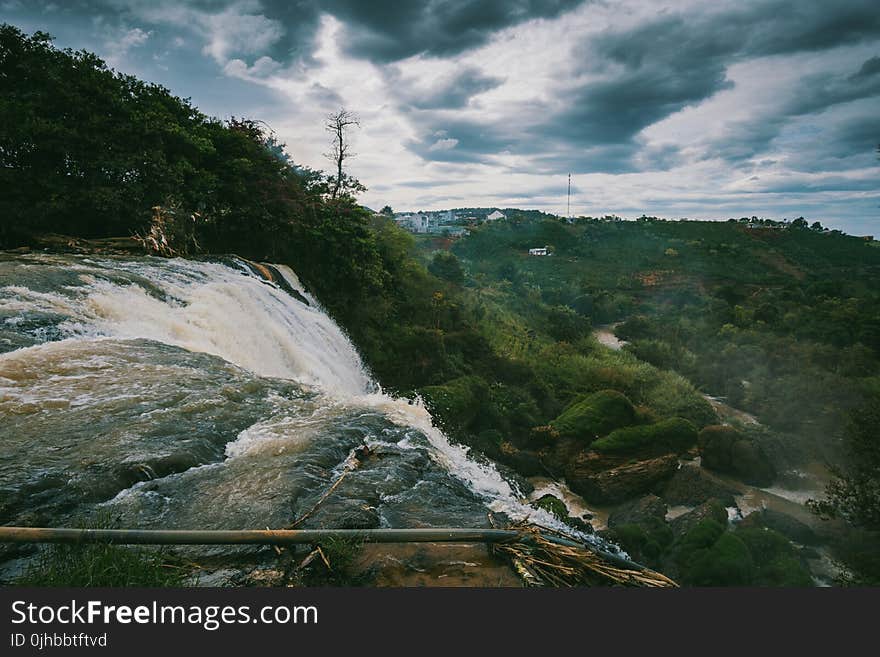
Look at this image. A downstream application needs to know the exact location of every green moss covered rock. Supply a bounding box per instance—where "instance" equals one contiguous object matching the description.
[686,532,755,586]
[698,425,776,486]
[550,390,637,443]
[532,494,569,521]
[593,417,698,454]
[736,527,813,586]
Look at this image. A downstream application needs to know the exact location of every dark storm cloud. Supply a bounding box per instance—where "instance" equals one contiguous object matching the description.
[393,67,504,110]
[544,64,733,146]
[788,113,880,173]
[528,143,641,175]
[708,56,880,166]
[320,0,585,62]
[406,118,517,163]
[852,55,880,79]
[540,0,880,163]
[227,0,585,66]
[7,1,586,68]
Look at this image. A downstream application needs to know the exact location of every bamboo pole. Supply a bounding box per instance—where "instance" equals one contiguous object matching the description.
[0,525,677,586]
[0,526,522,546]
[0,526,646,569]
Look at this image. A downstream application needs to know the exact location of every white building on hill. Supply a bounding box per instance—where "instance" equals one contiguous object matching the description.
[486,210,506,221]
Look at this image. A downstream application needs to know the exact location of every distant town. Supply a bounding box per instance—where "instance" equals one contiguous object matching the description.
[386,208,507,237]
[376,207,874,242]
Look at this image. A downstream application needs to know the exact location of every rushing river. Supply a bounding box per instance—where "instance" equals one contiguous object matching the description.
[0,253,580,578]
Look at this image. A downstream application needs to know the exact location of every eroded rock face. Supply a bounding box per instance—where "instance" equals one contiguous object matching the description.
[566,454,678,504]
[608,494,668,529]
[669,498,729,538]
[699,425,776,486]
[658,464,739,507]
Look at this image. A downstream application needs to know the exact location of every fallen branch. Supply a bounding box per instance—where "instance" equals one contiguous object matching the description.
[286,444,369,529]
[492,523,677,588]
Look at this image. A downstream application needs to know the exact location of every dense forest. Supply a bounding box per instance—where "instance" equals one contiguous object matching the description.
[2,24,879,586]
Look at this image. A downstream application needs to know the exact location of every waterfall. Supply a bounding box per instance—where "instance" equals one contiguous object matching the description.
[0,254,578,532]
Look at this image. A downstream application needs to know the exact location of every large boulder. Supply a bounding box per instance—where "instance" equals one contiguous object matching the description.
[657,464,739,507]
[734,526,813,586]
[738,508,820,546]
[670,498,729,538]
[608,494,668,529]
[549,390,638,444]
[699,425,776,486]
[592,417,698,455]
[685,531,755,586]
[567,454,678,504]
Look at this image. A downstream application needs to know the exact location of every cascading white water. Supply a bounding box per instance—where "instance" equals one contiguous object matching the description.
[1,254,574,531]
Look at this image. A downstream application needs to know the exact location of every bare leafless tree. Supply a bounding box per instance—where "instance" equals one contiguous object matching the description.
[325,108,360,200]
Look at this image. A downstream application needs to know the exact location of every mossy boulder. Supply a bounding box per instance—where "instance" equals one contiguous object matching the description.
[699,425,776,486]
[567,453,678,504]
[738,508,820,546]
[670,498,729,538]
[736,527,812,586]
[671,518,756,586]
[673,518,726,568]
[419,376,490,434]
[532,494,569,521]
[530,494,593,533]
[593,417,698,454]
[608,494,668,529]
[685,532,755,586]
[657,465,739,507]
[550,390,638,444]
[603,518,673,566]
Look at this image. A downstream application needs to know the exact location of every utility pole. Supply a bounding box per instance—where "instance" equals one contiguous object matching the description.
[567,173,571,220]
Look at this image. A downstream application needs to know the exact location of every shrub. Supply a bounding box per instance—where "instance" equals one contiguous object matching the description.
[428,251,465,284]
[419,375,490,434]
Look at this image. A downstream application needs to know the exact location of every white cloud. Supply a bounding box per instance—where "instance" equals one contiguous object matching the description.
[101,26,152,69]
[428,138,458,151]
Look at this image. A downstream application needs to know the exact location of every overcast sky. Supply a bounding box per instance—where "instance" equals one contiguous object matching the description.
[3,1,878,234]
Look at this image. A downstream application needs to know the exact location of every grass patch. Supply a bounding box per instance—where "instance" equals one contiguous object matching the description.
[297,536,366,587]
[17,543,190,587]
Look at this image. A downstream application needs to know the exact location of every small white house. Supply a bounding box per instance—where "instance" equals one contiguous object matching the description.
[486,210,506,222]
[529,247,550,256]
